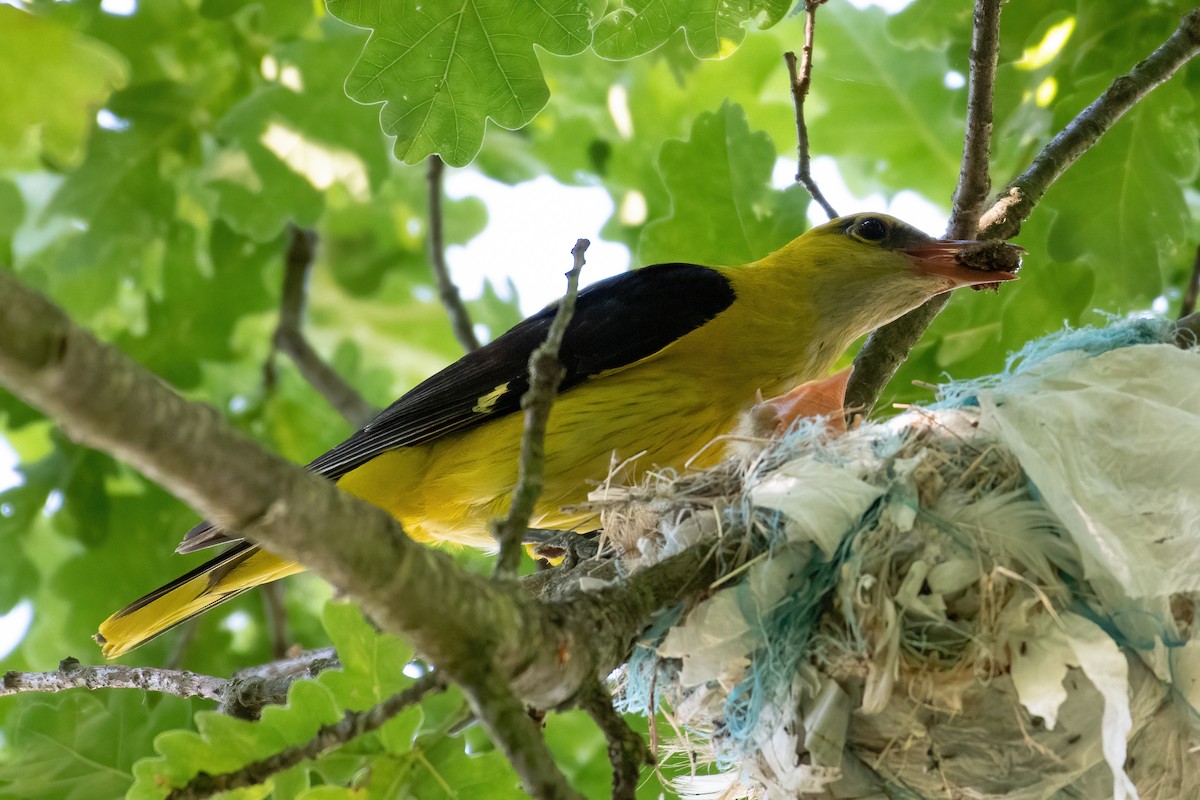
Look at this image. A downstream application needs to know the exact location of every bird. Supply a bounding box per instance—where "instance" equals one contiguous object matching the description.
[95,213,1020,658]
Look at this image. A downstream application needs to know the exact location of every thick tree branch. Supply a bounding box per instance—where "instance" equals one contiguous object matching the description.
[784,0,837,221]
[979,8,1200,239]
[845,0,1004,416]
[493,239,589,578]
[269,225,378,428]
[1,657,225,702]
[167,672,446,800]
[427,155,481,352]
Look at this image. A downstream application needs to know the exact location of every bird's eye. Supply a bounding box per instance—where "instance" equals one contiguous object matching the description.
[853,217,888,242]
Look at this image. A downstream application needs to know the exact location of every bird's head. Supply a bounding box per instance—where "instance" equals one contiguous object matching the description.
[801,212,1021,288]
[760,212,1022,340]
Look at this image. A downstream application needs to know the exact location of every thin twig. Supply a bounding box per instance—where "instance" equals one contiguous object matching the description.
[492,239,589,579]
[167,672,446,800]
[1180,244,1200,318]
[2,657,225,701]
[269,225,378,428]
[467,676,584,800]
[261,582,290,660]
[784,1,837,221]
[232,647,338,681]
[163,619,200,671]
[427,155,481,352]
[979,8,1200,239]
[578,680,651,800]
[845,0,1005,416]
[946,0,1002,238]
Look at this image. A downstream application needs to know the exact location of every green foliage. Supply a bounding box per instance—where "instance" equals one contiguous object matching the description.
[1,0,1198,797]
[0,6,128,168]
[328,0,599,166]
[0,691,196,800]
[639,101,807,266]
[593,0,790,60]
[128,602,524,800]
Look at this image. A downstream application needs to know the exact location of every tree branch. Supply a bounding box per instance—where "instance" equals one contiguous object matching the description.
[427,155,481,352]
[979,8,1200,239]
[784,0,837,221]
[269,225,378,428]
[1,650,341,721]
[493,239,589,579]
[845,0,1005,416]
[167,672,446,800]
[1,657,225,702]
[467,674,583,800]
[219,649,341,720]
[945,0,1001,239]
[232,647,338,681]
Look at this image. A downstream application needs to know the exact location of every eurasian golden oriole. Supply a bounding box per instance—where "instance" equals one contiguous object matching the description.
[96,213,1019,657]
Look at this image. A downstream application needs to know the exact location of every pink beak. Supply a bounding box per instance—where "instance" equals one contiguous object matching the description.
[900,240,1023,287]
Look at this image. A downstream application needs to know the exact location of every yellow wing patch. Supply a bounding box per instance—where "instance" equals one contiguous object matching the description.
[472,382,510,414]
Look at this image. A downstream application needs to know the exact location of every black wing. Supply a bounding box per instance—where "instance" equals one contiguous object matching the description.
[178,262,734,552]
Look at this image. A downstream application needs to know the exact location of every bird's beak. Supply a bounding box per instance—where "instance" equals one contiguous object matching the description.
[900,240,1023,287]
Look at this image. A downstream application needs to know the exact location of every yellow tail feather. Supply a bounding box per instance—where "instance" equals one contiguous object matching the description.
[95,545,303,658]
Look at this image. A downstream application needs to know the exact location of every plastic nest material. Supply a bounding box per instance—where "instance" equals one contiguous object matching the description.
[591,317,1200,800]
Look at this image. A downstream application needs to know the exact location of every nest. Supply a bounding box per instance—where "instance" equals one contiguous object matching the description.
[589,318,1200,800]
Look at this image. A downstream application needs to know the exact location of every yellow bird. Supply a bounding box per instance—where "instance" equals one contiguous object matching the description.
[96,213,1019,658]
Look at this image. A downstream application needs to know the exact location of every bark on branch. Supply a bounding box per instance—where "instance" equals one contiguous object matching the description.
[1,649,339,721]
[2,658,225,702]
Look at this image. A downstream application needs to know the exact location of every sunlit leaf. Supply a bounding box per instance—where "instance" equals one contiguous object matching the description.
[0,6,128,168]
[639,101,807,267]
[328,0,597,166]
[0,692,194,800]
[593,0,789,60]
